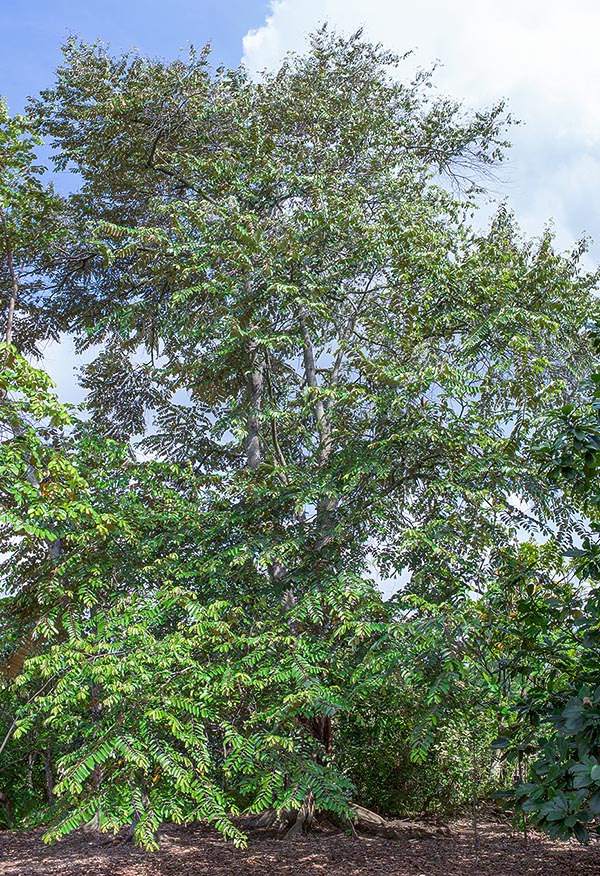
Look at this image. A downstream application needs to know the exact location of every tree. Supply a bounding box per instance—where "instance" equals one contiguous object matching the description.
[0,102,64,352]
[0,348,105,825]
[501,342,600,843]
[0,102,84,826]
[0,97,70,722]
[1,28,599,846]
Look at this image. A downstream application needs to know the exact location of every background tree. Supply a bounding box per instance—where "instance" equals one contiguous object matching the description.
[497,341,600,843]
[0,102,64,352]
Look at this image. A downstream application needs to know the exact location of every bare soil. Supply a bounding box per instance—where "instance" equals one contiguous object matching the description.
[1,816,600,876]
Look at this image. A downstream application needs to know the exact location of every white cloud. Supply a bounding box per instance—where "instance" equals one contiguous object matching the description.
[243,0,600,256]
[40,334,95,406]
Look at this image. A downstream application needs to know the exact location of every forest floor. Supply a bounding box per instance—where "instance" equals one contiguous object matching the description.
[2,815,600,876]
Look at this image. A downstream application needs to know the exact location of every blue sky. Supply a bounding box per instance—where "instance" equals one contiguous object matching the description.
[1,0,267,113]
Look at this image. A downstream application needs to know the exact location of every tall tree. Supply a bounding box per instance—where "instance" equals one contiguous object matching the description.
[1,28,598,844]
[34,29,598,589]
[501,345,600,843]
[34,28,598,598]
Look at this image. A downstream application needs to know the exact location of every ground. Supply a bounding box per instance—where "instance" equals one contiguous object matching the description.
[2,817,600,875]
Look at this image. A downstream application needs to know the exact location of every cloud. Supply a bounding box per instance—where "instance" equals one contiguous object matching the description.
[242,0,600,257]
[40,335,95,406]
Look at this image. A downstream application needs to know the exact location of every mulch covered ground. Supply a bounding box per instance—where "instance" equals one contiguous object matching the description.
[2,817,600,876]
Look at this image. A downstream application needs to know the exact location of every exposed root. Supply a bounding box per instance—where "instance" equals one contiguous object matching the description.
[284,791,316,839]
[239,800,448,842]
[97,834,135,847]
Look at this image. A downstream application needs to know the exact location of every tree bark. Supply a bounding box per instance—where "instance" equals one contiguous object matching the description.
[246,340,264,470]
[0,790,14,826]
[1,206,19,346]
[45,747,55,804]
[299,312,332,466]
[284,789,316,838]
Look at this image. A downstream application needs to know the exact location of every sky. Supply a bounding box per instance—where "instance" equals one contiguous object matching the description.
[3,0,600,398]
[0,1,268,113]
[243,0,600,259]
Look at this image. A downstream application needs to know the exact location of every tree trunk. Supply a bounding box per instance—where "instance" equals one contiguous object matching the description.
[1,206,19,346]
[284,789,316,838]
[246,340,264,470]
[301,714,332,757]
[45,747,55,804]
[0,790,14,826]
[299,311,332,465]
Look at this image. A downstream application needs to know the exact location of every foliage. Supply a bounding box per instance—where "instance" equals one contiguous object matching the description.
[339,685,499,816]
[0,102,65,352]
[1,29,599,848]
[12,586,367,848]
[496,350,600,842]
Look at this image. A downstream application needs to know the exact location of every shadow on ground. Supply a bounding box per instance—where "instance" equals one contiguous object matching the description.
[1,817,600,875]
